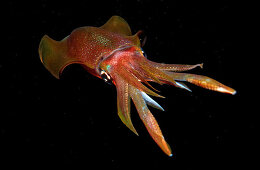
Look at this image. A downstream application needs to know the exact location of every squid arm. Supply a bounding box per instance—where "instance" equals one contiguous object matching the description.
[148,60,204,72]
[129,85,172,156]
[115,75,138,135]
[164,72,236,95]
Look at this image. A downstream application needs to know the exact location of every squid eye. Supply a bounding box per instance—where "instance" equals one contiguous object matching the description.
[100,70,113,85]
[137,30,147,47]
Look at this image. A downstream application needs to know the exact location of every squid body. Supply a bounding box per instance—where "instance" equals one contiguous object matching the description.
[39,16,236,156]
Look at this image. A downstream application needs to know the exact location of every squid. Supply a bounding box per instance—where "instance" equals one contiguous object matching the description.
[39,16,236,156]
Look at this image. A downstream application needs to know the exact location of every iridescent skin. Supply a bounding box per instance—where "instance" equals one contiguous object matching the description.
[39,16,236,156]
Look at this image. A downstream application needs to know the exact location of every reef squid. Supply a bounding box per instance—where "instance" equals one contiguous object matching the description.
[39,16,236,156]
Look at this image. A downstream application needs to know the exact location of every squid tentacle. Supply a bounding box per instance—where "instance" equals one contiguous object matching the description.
[133,58,194,91]
[131,64,163,85]
[112,56,235,156]
[127,63,161,92]
[164,72,236,95]
[129,85,172,156]
[101,51,235,156]
[148,61,203,72]
[115,76,138,135]
[112,66,163,98]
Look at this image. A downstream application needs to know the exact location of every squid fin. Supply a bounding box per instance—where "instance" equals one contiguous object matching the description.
[39,35,81,79]
[125,30,142,47]
[100,16,132,36]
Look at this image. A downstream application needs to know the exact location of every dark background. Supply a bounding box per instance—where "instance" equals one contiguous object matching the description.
[2,0,254,169]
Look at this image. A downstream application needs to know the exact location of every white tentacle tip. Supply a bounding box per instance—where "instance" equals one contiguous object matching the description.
[141,91,165,111]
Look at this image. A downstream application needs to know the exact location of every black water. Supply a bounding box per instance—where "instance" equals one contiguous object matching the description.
[2,1,254,169]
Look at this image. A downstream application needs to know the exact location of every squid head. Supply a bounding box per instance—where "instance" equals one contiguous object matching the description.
[39,16,236,156]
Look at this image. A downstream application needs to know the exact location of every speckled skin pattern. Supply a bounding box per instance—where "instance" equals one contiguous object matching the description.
[67,27,133,70]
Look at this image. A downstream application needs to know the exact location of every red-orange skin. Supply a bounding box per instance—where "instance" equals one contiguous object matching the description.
[39,16,236,156]
[67,27,133,73]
